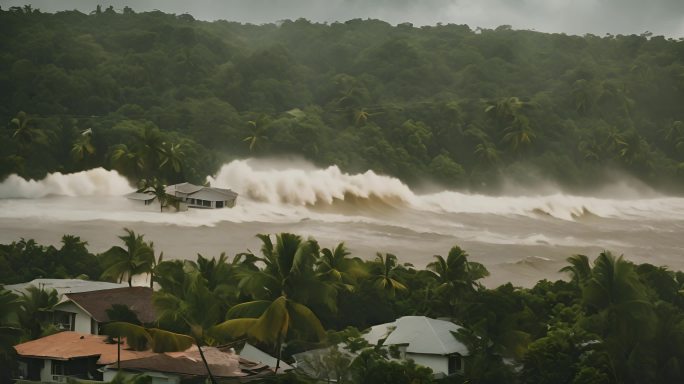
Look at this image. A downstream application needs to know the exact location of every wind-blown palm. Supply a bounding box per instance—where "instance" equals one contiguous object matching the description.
[559,254,592,287]
[213,233,328,370]
[369,253,407,298]
[159,142,185,174]
[100,228,155,287]
[317,242,367,291]
[428,246,489,296]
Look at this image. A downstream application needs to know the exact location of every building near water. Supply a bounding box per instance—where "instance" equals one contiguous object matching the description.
[165,182,238,209]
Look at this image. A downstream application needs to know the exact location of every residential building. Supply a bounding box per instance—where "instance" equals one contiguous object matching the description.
[52,287,155,334]
[165,182,238,209]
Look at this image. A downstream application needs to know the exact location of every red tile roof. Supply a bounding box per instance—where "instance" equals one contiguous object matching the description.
[61,287,156,324]
[14,331,156,365]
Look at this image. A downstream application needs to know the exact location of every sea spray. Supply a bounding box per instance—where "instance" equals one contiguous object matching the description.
[207,159,416,206]
[0,168,132,199]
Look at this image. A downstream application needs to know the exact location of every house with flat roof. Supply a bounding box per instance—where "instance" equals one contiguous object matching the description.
[52,287,155,334]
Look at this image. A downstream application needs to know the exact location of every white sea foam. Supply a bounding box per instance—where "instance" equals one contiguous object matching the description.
[2,160,684,224]
[0,168,132,198]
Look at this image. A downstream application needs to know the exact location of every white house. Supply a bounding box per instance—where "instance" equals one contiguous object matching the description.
[362,316,468,376]
[165,182,238,209]
[52,287,155,334]
[294,316,468,380]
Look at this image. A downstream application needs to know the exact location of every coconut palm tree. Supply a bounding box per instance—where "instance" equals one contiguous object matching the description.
[317,242,367,291]
[18,286,59,339]
[0,288,22,383]
[559,254,592,287]
[368,253,407,298]
[159,142,185,174]
[428,246,489,295]
[243,117,270,152]
[71,128,96,164]
[212,233,329,370]
[100,228,155,287]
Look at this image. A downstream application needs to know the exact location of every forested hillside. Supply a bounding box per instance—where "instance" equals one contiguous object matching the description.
[2,6,684,191]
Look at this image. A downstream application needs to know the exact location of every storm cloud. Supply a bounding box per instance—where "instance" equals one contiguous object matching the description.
[3,0,684,37]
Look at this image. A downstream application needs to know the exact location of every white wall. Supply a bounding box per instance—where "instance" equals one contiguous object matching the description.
[103,369,180,384]
[40,359,51,382]
[407,353,448,376]
[54,302,93,334]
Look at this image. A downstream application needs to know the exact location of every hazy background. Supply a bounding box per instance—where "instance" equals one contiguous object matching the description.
[3,0,684,37]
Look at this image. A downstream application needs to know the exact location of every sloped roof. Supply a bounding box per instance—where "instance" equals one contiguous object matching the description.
[14,331,156,364]
[116,347,246,378]
[364,316,468,356]
[189,188,238,202]
[125,191,155,201]
[240,343,292,371]
[166,182,204,195]
[3,279,126,297]
[57,287,155,324]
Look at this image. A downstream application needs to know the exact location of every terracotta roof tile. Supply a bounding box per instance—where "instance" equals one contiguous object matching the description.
[14,331,156,364]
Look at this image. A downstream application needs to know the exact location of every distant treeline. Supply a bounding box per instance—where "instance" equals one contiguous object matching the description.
[3,231,684,383]
[2,6,684,191]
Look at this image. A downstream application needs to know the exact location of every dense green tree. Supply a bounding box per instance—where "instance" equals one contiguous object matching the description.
[100,228,155,286]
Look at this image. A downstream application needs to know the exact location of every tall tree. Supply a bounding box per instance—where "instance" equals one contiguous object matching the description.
[100,228,155,287]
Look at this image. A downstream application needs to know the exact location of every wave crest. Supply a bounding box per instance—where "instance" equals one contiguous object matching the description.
[0,168,132,199]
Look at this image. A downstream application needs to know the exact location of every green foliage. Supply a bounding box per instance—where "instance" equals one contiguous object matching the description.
[1,9,684,192]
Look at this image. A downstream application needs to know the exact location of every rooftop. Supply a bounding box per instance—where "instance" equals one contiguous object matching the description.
[114,346,247,378]
[3,278,126,297]
[14,331,156,364]
[364,316,468,356]
[57,286,156,324]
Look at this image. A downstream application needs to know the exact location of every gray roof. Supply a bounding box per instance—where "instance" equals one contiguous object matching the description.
[364,316,468,356]
[125,191,155,201]
[166,182,204,195]
[3,279,126,298]
[189,188,237,202]
[166,182,238,202]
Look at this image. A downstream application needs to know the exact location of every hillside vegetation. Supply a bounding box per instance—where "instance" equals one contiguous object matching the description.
[2,6,684,191]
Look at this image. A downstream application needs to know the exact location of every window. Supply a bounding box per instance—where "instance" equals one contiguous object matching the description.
[51,360,65,375]
[216,201,224,208]
[448,354,462,374]
[203,200,210,207]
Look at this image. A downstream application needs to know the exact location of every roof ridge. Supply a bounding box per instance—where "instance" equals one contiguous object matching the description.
[422,317,450,354]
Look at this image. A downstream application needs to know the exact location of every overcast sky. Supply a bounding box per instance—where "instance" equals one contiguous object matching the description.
[3,0,684,38]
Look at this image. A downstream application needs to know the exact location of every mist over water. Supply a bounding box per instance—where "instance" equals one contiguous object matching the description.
[2,158,684,286]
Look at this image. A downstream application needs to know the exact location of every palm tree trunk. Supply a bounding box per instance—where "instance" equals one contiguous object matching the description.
[195,339,217,384]
[128,274,132,287]
[117,336,121,370]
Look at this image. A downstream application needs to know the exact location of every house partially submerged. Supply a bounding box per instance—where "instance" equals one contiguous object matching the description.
[165,182,238,209]
[52,287,155,334]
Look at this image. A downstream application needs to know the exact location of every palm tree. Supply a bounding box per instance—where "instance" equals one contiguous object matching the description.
[243,117,270,152]
[153,271,227,383]
[71,128,96,164]
[9,111,47,148]
[18,286,59,339]
[159,142,185,174]
[213,233,329,370]
[582,251,656,382]
[428,246,489,295]
[0,289,22,383]
[559,254,592,287]
[110,144,143,178]
[317,242,367,291]
[368,253,407,298]
[100,228,155,287]
[139,179,171,213]
[474,140,501,166]
[501,116,536,152]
